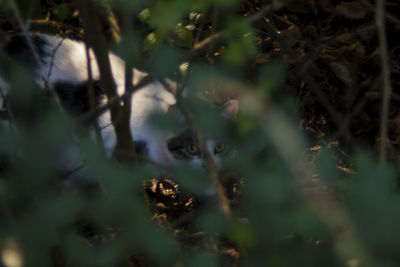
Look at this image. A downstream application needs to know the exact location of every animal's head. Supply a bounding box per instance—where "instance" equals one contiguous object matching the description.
[166,99,239,169]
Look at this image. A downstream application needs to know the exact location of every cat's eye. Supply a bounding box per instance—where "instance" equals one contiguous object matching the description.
[185,144,199,155]
[214,142,225,154]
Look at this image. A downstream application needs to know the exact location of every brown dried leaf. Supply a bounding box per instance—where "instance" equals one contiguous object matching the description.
[349,42,366,57]
[334,32,353,44]
[336,1,367,20]
[285,2,310,14]
[280,25,302,46]
[329,62,353,87]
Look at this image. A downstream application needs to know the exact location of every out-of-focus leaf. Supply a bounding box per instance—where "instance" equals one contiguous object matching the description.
[236,114,258,135]
[52,3,70,21]
[257,61,285,97]
[147,1,193,33]
[0,109,9,120]
[143,32,159,51]
[150,45,181,77]
[212,0,240,8]
[223,41,247,65]
[138,8,150,22]
[174,167,211,195]
[229,221,256,247]
[315,147,340,187]
[64,233,94,265]
[184,251,218,267]
[347,153,400,253]
[222,20,257,65]
[0,1,12,13]
[174,23,194,48]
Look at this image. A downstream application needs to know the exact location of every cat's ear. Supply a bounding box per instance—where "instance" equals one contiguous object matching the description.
[220,99,239,118]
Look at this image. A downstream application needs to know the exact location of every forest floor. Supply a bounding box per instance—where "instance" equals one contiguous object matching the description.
[146,0,400,264]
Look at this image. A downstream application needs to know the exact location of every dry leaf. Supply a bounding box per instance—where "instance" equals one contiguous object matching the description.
[329,62,353,87]
[280,25,302,46]
[336,1,367,20]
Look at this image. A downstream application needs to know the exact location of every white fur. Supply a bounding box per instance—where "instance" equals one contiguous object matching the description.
[35,35,150,95]
[1,34,236,175]
[18,34,181,167]
[37,34,181,167]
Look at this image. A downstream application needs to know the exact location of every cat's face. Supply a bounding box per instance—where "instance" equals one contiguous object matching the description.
[166,99,239,169]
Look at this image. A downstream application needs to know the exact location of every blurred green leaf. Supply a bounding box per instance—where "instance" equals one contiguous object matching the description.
[0,1,12,13]
[174,23,194,48]
[150,45,181,77]
[184,250,218,267]
[143,32,158,51]
[229,221,256,248]
[147,0,192,34]
[0,109,9,120]
[315,147,340,187]
[347,152,400,255]
[213,0,240,7]
[257,61,285,97]
[52,4,70,21]
[64,233,94,265]
[174,167,211,195]
[138,7,150,22]
[223,41,247,65]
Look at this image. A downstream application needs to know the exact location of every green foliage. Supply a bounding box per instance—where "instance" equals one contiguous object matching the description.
[0,0,399,266]
[257,61,285,97]
[222,20,257,65]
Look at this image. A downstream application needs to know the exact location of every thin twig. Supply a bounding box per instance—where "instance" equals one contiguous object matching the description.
[30,19,80,33]
[249,0,291,23]
[158,77,232,214]
[43,38,65,91]
[359,0,400,26]
[76,75,153,124]
[184,0,291,61]
[85,43,105,152]
[170,79,232,217]
[9,0,40,64]
[376,0,392,166]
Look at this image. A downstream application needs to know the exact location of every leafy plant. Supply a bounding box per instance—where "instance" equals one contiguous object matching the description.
[0,0,399,266]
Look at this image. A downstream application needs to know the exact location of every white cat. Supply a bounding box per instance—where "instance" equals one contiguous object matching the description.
[0,33,239,174]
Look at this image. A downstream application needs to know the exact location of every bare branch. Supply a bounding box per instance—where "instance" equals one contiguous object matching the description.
[184,0,291,61]
[84,43,106,152]
[376,0,393,166]
[77,0,135,161]
[359,0,400,26]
